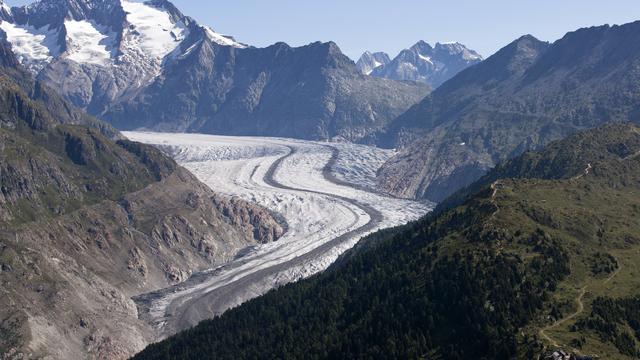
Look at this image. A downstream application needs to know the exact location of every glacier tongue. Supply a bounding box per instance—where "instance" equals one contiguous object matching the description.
[125,132,433,338]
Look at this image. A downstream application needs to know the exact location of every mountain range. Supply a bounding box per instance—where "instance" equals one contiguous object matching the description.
[132,123,640,359]
[377,22,640,202]
[103,40,428,141]
[0,0,429,141]
[357,41,483,88]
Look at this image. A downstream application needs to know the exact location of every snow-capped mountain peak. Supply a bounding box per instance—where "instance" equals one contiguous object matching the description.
[434,41,483,61]
[0,0,247,68]
[362,40,483,88]
[0,0,248,110]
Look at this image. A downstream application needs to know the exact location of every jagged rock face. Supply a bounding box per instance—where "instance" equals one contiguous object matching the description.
[103,40,430,142]
[0,1,12,22]
[0,43,283,359]
[360,41,483,88]
[356,50,390,75]
[378,22,640,202]
[0,40,17,68]
[0,0,427,141]
[9,0,125,29]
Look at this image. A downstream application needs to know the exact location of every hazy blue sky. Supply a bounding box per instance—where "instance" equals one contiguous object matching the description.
[6,0,640,59]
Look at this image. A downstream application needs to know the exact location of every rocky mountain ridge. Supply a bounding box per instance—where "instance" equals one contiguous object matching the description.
[378,21,640,202]
[103,39,430,141]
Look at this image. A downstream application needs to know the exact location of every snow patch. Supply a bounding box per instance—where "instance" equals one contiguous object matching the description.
[418,53,434,65]
[64,20,115,65]
[203,26,246,48]
[464,52,482,61]
[364,61,383,75]
[121,0,189,60]
[0,21,59,73]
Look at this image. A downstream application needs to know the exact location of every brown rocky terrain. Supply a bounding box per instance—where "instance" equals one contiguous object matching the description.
[0,41,283,359]
[0,169,283,359]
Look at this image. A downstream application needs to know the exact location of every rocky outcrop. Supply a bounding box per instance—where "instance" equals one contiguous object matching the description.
[212,196,285,244]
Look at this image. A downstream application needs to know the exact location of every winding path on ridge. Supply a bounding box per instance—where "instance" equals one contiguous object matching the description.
[127,133,430,341]
[539,256,622,351]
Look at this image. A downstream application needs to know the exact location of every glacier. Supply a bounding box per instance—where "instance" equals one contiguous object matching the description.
[125,132,432,340]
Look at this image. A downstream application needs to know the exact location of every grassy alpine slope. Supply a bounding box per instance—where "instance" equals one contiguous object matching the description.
[133,123,640,359]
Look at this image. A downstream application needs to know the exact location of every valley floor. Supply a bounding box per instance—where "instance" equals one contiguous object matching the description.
[124,132,432,341]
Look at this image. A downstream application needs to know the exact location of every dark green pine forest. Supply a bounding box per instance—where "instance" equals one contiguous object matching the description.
[133,124,640,359]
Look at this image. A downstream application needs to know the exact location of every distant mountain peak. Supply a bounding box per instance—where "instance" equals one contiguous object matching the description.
[409,40,434,54]
[363,40,483,88]
[356,50,391,75]
[506,34,546,52]
[434,41,481,56]
[490,34,549,74]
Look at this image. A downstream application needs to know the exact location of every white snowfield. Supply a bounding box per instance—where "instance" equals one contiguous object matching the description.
[0,21,59,72]
[124,132,432,339]
[121,0,188,60]
[64,20,115,65]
